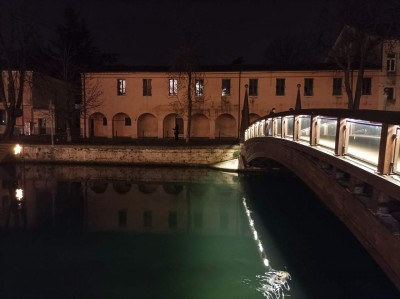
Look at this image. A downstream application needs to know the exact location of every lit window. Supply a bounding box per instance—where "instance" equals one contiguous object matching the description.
[276,78,285,96]
[304,78,314,96]
[387,53,396,72]
[169,79,177,96]
[332,78,342,96]
[117,79,126,95]
[125,117,131,126]
[143,79,152,96]
[221,79,231,96]
[362,78,371,95]
[249,79,258,96]
[195,79,204,97]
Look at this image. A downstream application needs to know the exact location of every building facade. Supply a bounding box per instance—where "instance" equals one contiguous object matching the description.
[82,65,387,140]
[0,71,69,137]
[382,39,400,111]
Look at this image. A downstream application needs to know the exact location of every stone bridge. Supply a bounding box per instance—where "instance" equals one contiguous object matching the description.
[240,109,400,291]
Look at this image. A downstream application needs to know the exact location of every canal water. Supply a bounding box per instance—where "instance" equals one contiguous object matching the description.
[0,164,398,299]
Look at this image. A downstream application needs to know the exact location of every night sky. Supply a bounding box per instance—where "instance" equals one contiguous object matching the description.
[31,0,343,66]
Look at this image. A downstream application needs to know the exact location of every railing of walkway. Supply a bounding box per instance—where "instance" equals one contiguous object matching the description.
[245,109,400,176]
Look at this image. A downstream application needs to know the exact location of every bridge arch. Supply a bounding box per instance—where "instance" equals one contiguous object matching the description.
[242,109,400,290]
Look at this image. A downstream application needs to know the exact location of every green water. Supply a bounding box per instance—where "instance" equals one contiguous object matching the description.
[0,164,398,299]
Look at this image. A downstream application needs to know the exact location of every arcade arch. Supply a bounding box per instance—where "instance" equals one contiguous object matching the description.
[89,112,108,137]
[163,113,184,138]
[215,114,236,138]
[112,113,132,137]
[137,113,158,138]
[191,114,209,138]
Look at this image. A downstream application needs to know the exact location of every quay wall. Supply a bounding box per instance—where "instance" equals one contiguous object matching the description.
[15,144,240,166]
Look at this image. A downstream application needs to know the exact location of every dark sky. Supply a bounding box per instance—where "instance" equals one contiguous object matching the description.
[31,0,342,66]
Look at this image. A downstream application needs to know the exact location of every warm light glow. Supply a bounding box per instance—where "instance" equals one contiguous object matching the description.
[16,188,23,200]
[14,144,22,155]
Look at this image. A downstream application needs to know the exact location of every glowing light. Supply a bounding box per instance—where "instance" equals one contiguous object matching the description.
[242,197,291,299]
[16,188,23,201]
[254,230,258,240]
[264,258,269,267]
[258,241,264,252]
[14,144,22,155]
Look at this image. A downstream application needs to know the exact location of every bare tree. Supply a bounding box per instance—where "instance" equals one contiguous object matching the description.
[0,1,38,139]
[47,5,115,140]
[327,0,399,110]
[81,74,104,138]
[169,35,204,142]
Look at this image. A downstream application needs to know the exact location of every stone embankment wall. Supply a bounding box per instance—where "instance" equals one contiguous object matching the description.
[18,144,240,166]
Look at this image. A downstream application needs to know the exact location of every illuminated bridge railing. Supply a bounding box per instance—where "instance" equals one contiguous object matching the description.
[245,109,400,289]
[245,109,400,176]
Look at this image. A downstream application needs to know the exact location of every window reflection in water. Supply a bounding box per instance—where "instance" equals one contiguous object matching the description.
[0,164,395,298]
[0,164,246,237]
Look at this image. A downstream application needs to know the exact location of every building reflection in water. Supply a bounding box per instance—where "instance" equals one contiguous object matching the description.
[1,164,398,299]
[0,163,288,299]
[87,180,243,236]
[0,164,247,238]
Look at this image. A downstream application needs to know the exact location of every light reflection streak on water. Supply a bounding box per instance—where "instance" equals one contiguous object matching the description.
[242,198,291,299]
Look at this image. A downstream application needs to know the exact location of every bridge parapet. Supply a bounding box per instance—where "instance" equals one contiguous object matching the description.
[245,109,400,175]
[243,109,400,291]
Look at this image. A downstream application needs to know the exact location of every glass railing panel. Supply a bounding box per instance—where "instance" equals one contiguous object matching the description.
[318,117,337,150]
[347,120,381,165]
[264,119,273,136]
[299,116,311,142]
[285,116,294,139]
[276,117,282,137]
[259,121,265,137]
